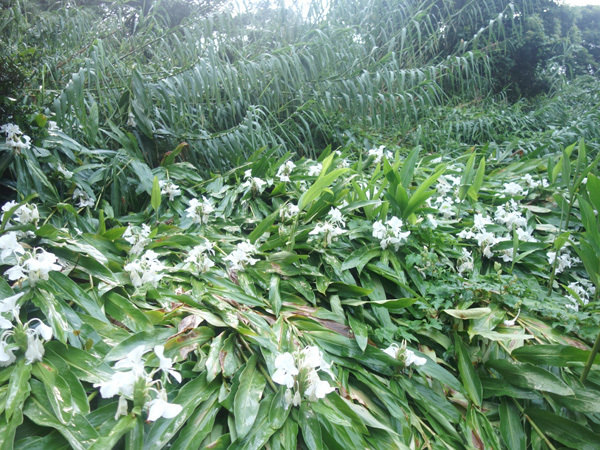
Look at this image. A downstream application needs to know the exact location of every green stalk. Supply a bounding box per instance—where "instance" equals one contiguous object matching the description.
[580,327,600,383]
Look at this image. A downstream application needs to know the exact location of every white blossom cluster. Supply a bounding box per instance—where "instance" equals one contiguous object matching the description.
[185,241,215,273]
[565,279,595,311]
[224,240,259,271]
[523,174,549,190]
[124,250,165,288]
[436,174,461,197]
[93,345,183,422]
[123,224,152,256]
[1,201,39,226]
[272,346,335,409]
[309,208,346,246]
[382,341,427,367]
[1,123,31,150]
[186,197,214,224]
[372,216,410,250]
[500,181,527,197]
[368,145,393,164]
[456,248,474,276]
[276,161,296,182]
[280,202,299,222]
[159,180,182,201]
[4,248,62,284]
[73,188,95,208]
[307,162,322,177]
[0,232,25,261]
[547,249,580,274]
[241,170,268,196]
[0,292,53,366]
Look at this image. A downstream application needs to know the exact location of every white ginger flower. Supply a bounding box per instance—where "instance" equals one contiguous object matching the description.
[73,188,95,208]
[186,197,214,224]
[308,162,322,176]
[159,180,181,201]
[276,161,296,182]
[123,224,152,256]
[0,232,25,260]
[154,345,182,383]
[272,352,298,389]
[146,389,183,422]
[372,216,410,250]
[124,250,165,288]
[224,240,259,271]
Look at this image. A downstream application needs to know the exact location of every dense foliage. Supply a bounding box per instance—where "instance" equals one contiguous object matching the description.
[1,0,600,449]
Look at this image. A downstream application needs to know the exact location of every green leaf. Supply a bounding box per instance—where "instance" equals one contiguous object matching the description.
[171,393,220,450]
[5,358,31,421]
[443,308,491,320]
[105,328,173,361]
[161,142,188,167]
[24,381,99,450]
[151,175,161,212]
[499,399,525,449]
[348,314,369,352]
[468,157,485,201]
[400,146,420,189]
[299,403,323,450]
[512,344,600,367]
[89,415,136,450]
[341,247,380,273]
[249,209,279,244]
[299,168,349,211]
[454,333,482,406]
[269,275,282,317]
[47,272,108,323]
[525,408,600,450]
[233,355,266,439]
[486,359,574,395]
[145,373,219,449]
[32,361,74,425]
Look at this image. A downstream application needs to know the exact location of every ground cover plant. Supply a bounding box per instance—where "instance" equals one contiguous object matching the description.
[2,0,600,449]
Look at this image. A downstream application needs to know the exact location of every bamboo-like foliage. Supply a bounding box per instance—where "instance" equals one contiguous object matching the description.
[2,0,549,170]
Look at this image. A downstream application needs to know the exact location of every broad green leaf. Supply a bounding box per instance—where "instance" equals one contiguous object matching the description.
[269,275,282,317]
[512,344,600,367]
[234,393,279,450]
[47,272,108,323]
[341,298,417,310]
[0,406,23,450]
[499,399,525,449]
[525,408,600,450]
[468,157,485,201]
[24,381,99,450]
[151,175,161,212]
[233,355,266,439]
[32,361,74,425]
[89,415,136,450]
[171,393,220,450]
[145,373,219,449]
[5,358,31,421]
[341,247,380,273]
[486,359,574,395]
[105,328,173,361]
[299,168,349,211]
[444,308,491,320]
[299,403,323,450]
[454,333,482,406]
[348,314,369,352]
[400,146,420,189]
[249,209,278,244]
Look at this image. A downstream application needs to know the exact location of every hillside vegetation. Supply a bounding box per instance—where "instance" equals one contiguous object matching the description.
[1,0,600,448]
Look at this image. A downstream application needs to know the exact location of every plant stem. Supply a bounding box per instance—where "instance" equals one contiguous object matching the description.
[580,327,600,383]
